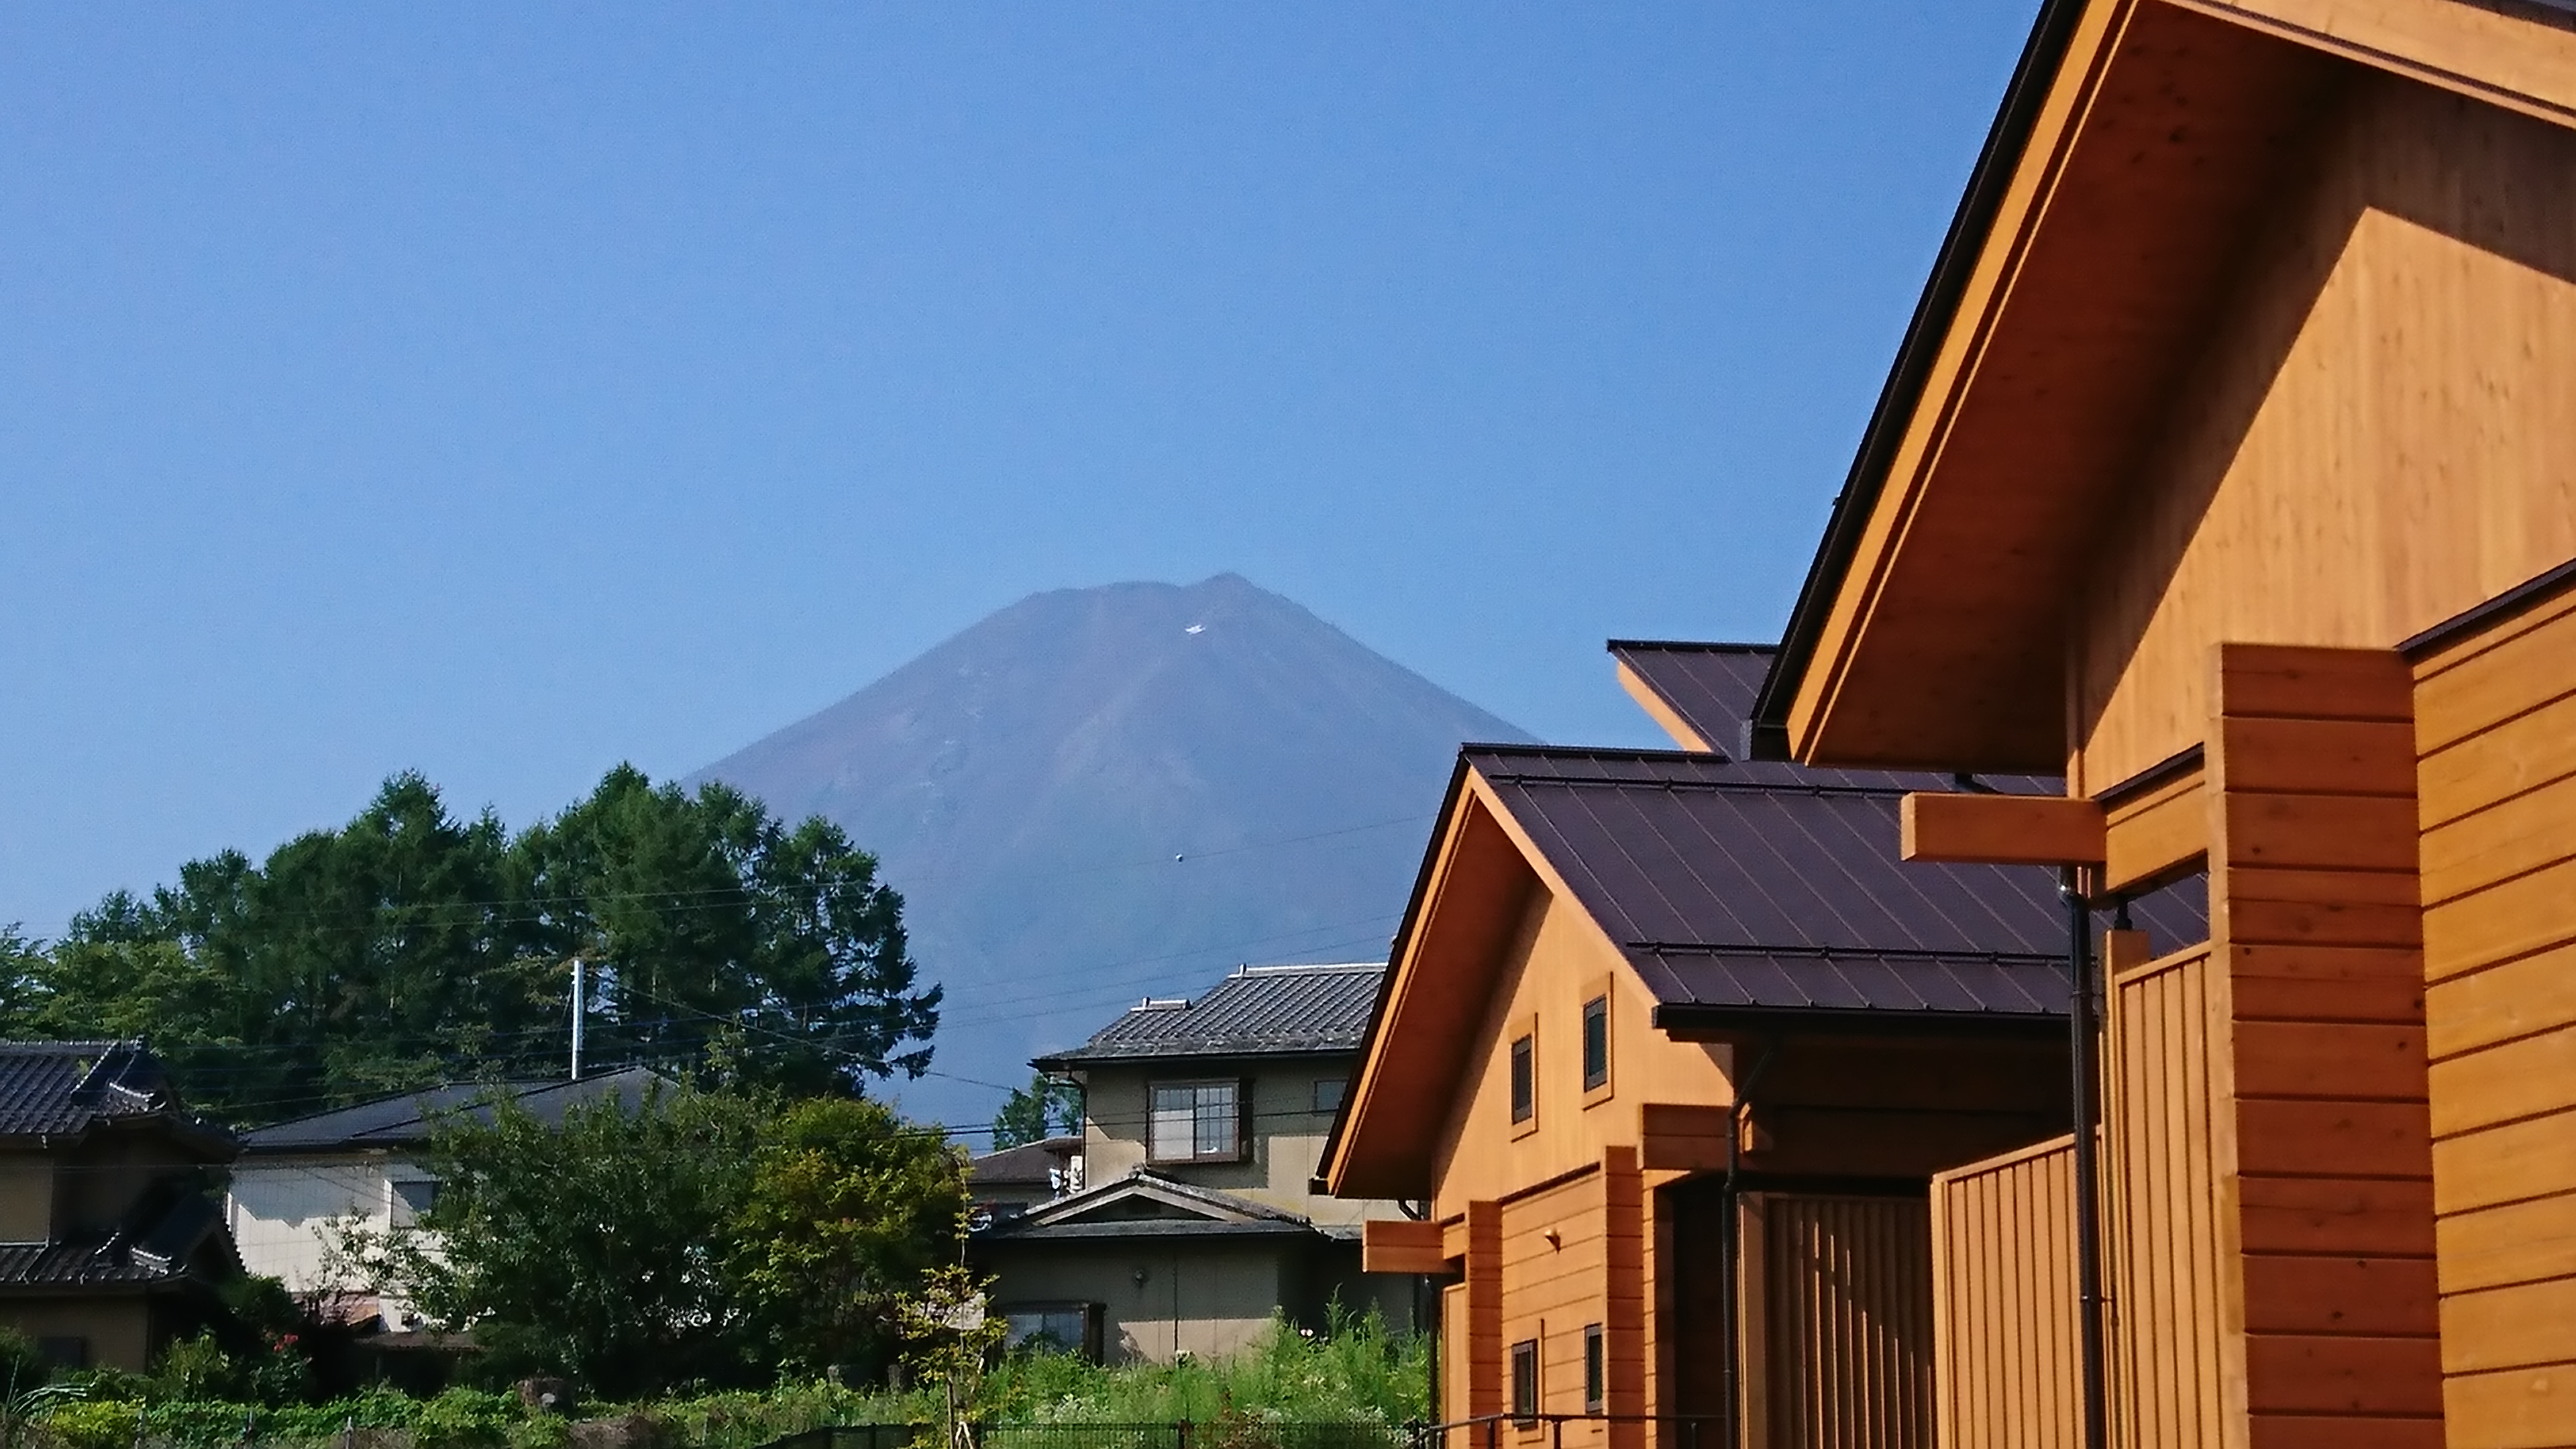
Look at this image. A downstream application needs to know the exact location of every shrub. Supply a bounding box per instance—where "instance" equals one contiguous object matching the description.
[42,1399,139,1449]
[414,1388,519,1449]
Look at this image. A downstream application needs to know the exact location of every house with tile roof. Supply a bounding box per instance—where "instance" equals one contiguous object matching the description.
[0,1040,241,1370]
[971,962,1419,1362]
[1319,645,2200,1447]
[226,1067,659,1328]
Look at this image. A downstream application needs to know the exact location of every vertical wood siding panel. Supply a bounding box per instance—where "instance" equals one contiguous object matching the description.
[2104,943,2228,1449]
[1752,1191,1937,1444]
[1933,1144,2080,1449]
[2416,592,2576,1448]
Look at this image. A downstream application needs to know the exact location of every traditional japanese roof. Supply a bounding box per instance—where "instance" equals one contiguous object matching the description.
[239,1067,663,1153]
[972,1169,1325,1243]
[1032,962,1384,1070]
[0,1188,237,1293]
[1464,745,2201,1029]
[968,1135,1081,1189]
[0,1041,232,1156]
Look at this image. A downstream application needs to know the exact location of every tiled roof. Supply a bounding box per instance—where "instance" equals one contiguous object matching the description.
[1466,745,2206,1025]
[241,1067,664,1152]
[0,1191,233,1290]
[1034,962,1385,1069]
[0,1041,219,1143]
[968,1135,1080,1188]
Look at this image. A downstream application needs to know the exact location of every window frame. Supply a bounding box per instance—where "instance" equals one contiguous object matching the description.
[1311,1076,1347,1115]
[1146,1077,1249,1165]
[1582,1322,1605,1413]
[1580,984,1613,1103]
[1507,1014,1538,1139]
[1509,1338,1540,1427]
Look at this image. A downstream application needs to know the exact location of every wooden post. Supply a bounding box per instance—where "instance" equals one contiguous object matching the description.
[2205,643,2441,1446]
[1466,1200,1505,1421]
[1601,1146,1646,1449]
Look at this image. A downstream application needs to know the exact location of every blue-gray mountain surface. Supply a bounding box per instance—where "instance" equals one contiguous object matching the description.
[690,574,1532,1129]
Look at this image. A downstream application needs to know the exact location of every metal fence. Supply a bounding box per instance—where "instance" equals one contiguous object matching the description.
[763,1417,1728,1449]
[763,1424,1410,1449]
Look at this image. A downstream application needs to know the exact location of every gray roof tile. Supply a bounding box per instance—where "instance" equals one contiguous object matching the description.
[1036,962,1383,1068]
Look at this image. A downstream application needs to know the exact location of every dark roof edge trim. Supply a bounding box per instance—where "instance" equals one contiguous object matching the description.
[1605,640,1780,655]
[1747,0,2092,761]
[1650,1003,2068,1040]
[1030,1042,1361,1071]
[2094,743,2206,810]
[2399,553,2576,660]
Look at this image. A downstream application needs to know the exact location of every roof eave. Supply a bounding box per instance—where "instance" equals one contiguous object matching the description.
[1748,0,2092,763]
[1650,1002,2067,1045]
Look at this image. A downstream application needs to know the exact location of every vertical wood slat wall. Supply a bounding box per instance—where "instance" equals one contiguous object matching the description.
[2412,585,2576,1449]
[2206,643,2444,1446]
[1752,1194,1935,1449]
[1929,1134,2081,1449]
[2101,939,2226,1449]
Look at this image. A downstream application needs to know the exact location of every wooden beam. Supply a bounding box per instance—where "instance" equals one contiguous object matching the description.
[1638,1102,1733,1173]
[1902,792,2107,865]
[1361,1218,1448,1275]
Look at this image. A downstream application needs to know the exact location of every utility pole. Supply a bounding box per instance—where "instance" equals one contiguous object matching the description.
[570,956,586,1082]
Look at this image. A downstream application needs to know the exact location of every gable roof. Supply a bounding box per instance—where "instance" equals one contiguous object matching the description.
[1032,962,1385,1071]
[973,1169,1322,1243]
[239,1067,664,1154]
[0,1041,231,1155]
[1748,0,2576,768]
[1464,745,2202,1029]
[1324,738,2204,1195]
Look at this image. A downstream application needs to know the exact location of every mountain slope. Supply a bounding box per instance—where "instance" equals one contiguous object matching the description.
[691,574,1532,1128]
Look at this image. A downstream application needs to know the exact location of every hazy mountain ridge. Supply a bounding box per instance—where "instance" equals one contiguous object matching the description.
[691,574,1532,1126]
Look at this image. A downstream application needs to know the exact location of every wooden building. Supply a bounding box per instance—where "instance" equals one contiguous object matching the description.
[1741,1,2576,1446]
[1320,648,2198,1448]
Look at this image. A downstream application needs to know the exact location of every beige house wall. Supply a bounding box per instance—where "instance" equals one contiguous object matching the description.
[1079,1058,1396,1226]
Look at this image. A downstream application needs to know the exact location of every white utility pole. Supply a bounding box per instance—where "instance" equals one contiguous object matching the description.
[570,956,586,1081]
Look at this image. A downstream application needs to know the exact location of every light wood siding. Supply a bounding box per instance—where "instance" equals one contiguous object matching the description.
[2102,943,2227,1449]
[2074,72,2576,792]
[1501,1172,1607,1437]
[2414,584,2576,1449]
[2206,644,2443,1446]
[1746,1194,1935,1449]
[1930,1135,2080,1449]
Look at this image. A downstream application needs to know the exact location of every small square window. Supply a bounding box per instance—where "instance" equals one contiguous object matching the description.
[1509,1338,1540,1424]
[1580,996,1609,1093]
[1312,1077,1346,1114]
[392,1179,438,1222]
[1509,1034,1535,1125]
[1582,1324,1604,1412]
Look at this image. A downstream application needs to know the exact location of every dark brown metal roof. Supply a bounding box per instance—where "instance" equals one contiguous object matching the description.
[1465,745,2205,1027]
[1611,641,2061,792]
[1034,961,1383,1069]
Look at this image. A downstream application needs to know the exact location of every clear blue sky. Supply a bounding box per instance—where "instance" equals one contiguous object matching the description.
[1,2,2041,938]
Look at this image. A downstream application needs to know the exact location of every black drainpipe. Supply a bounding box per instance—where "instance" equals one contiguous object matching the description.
[1719,1038,1779,1449]
[2061,869,2108,1449]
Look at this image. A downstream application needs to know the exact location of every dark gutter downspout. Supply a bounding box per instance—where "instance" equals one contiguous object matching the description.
[1719,1038,1780,1449]
[2061,870,2108,1449]
[1743,0,2092,761]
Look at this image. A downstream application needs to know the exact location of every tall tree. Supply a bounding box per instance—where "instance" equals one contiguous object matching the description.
[18,766,939,1119]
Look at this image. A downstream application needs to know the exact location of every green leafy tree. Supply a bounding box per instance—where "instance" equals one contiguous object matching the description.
[15,766,939,1120]
[989,1073,1082,1149]
[345,1084,964,1395]
[729,1097,966,1375]
[348,1082,769,1395]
